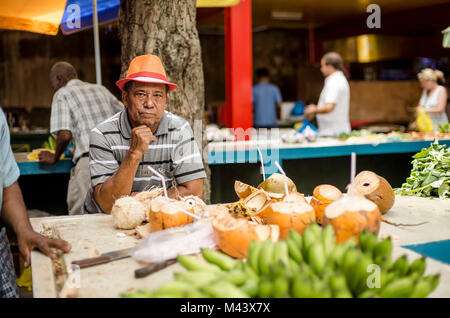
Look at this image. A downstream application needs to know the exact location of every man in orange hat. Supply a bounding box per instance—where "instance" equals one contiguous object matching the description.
[82,55,206,214]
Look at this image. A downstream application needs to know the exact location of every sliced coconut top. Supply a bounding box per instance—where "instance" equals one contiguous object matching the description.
[212,213,249,230]
[324,195,378,219]
[284,191,307,203]
[315,184,342,200]
[353,171,381,195]
[270,201,314,214]
[243,190,270,211]
[258,173,297,194]
[151,197,194,215]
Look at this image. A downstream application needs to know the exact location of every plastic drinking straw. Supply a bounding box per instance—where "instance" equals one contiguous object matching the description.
[257,147,266,181]
[275,161,290,202]
[147,166,168,198]
[147,166,200,220]
[350,152,356,196]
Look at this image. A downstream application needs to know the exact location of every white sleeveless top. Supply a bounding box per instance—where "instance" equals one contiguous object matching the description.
[419,85,448,131]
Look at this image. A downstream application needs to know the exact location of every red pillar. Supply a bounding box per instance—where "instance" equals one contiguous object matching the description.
[225,0,253,135]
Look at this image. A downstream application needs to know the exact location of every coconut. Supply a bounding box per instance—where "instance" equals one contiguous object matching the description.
[135,223,152,239]
[149,197,198,232]
[135,188,164,220]
[182,195,207,216]
[322,195,381,243]
[111,196,147,230]
[243,190,271,213]
[263,201,315,239]
[258,191,307,221]
[310,184,343,225]
[212,214,279,258]
[351,171,395,214]
[257,173,297,194]
[234,181,258,199]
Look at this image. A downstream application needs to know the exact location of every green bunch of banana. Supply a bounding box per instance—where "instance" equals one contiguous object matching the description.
[122,223,440,298]
[42,136,56,151]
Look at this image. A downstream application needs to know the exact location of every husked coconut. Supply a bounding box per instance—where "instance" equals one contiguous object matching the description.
[212,214,279,258]
[310,184,343,225]
[351,171,395,214]
[257,173,297,194]
[135,188,163,220]
[135,223,152,239]
[322,195,381,243]
[111,196,146,230]
[264,201,315,239]
[182,195,207,216]
[258,191,307,221]
[149,197,198,232]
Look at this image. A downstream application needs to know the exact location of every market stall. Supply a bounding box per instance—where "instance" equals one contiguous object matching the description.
[29,195,450,298]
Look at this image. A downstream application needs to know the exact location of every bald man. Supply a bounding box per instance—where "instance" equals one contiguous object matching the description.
[39,62,123,215]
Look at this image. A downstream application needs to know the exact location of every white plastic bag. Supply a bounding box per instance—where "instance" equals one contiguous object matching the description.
[132,219,217,263]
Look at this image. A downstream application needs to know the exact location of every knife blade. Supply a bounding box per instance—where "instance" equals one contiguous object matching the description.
[71,246,138,269]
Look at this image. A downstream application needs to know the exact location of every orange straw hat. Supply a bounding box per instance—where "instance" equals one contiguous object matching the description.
[116,54,178,92]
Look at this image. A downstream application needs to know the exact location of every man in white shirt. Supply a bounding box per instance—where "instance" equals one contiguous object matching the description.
[304,52,351,137]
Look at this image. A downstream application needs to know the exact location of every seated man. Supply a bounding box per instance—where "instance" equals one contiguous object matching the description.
[83,55,206,214]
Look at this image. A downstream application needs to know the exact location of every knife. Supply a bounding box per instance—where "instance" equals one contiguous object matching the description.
[134,258,177,279]
[71,246,138,269]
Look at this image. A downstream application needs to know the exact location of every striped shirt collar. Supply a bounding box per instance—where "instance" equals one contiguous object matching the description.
[119,108,169,139]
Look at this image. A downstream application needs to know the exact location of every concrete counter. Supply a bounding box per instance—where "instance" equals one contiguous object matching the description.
[30,195,450,298]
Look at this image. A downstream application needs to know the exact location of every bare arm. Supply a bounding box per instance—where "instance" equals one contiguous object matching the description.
[38,130,72,164]
[304,103,336,116]
[94,125,156,213]
[1,182,71,266]
[167,178,204,199]
[424,88,448,114]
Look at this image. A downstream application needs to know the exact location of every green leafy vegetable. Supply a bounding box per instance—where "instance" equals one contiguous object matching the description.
[395,140,450,199]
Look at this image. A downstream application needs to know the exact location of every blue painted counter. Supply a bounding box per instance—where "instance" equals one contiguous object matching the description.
[16,139,450,176]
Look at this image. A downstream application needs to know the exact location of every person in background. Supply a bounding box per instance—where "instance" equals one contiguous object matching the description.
[416,68,448,131]
[252,67,282,128]
[304,52,351,137]
[39,62,124,215]
[0,108,71,298]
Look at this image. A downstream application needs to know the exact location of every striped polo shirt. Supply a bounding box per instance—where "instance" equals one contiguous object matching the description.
[82,108,206,214]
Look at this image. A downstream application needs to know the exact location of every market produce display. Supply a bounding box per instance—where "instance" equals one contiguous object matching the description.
[122,225,440,298]
[396,141,450,199]
[26,136,64,161]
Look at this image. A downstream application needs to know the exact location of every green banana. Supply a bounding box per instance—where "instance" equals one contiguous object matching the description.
[321,225,336,258]
[373,238,392,268]
[258,278,273,298]
[329,244,347,268]
[408,256,427,276]
[289,229,303,247]
[379,276,416,298]
[242,262,259,280]
[42,141,50,150]
[308,241,327,275]
[239,278,259,297]
[380,271,397,290]
[247,240,264,275]
[259,239,275,276]
[358,290,378,298]
[328,275,352,298]
[288,257,301,273]
[121,290,153,298]
[361,232,379,258]
[201,248,237,271]
[342,248,362,293]
[154,280,195,295]
[185,289,209,298]
[421,274,440,294]
[310,276,331,298]
[302,226,318,261]
[271,276,290,298]
[390,255,409,277]
[202,280,249,298]
[177,255,223,273]
[286,237,303,264]
[152,291,185,298]
[48,136,56,151]
[173,271,219,286]
[291,275,312,298]
[351,254,374,296]
[410,277,435,298]
[273,240,290,267]
[222,269,247,286]
[308,222,322,239]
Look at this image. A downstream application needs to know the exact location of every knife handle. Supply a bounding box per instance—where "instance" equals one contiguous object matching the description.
[134,259,176,279]
[72,256,111,269]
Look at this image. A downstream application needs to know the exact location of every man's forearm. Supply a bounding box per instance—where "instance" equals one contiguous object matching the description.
[1,182,34,236]
[53,131,72,163]
[94,152,142,213]
[316,103,335,114]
